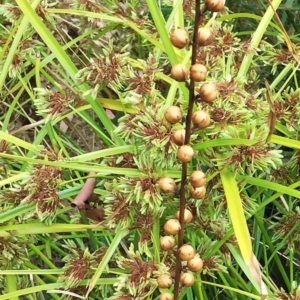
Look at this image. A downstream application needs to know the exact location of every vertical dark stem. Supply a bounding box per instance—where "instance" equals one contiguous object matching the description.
[173,1,202,299]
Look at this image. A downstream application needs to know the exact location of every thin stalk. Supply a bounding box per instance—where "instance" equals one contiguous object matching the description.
[173,1,201,299]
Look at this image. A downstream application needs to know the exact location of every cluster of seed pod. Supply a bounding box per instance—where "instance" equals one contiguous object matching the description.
[157,179,206,299]
[157,220,198,298]
[156,0,224,298]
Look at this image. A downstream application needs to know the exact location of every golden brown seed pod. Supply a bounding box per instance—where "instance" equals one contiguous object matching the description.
[157,274,173,288]
[178,244,195,261]
[190,64,207,82]
[171,64,189,82]
[159,292,174,300]
[164,218,181,235]
[164,106,183,124]
[190,185,206,199]
[192,111,211,129]
[175,208,193,224]
[170,28,189,49]
[189,170,206,188]
[160,236,175,251]
[205,0,224,12]
[187,256,204,272]
[197,28,213,46]
[158,177,176,193]
[180,273,195,287]
[199,83,219,102]
[177,145,194,163]
[172,129,186,145]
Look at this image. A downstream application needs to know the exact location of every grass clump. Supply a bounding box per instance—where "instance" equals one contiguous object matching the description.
[0,0,300,299]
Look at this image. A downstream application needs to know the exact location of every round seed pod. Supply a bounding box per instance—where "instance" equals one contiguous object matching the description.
[164,218,181,235]
[157,274,173,288]
[171,64,189,82]
[160,236,175,251]
[197,28,213,46]
[190,64,207,82]
[175,209,193,224]
[180,272,195,287]
[199,83,219,102]
[189,170,206,188]
[192,111,211,129]
[178,244,195,261]
[158,177,176,193]
[187,256,204,272]
[190,185,206,199]
[170,28,189,49]
[177,145,194,163]
[172,129,186,145]
[205,0,224,12]
[159,292,174,300]
[164,106,183,124]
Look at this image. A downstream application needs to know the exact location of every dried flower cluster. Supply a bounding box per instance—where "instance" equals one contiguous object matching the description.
[58,240,108,289]
[34,86,74,122]
[108,244,169,299]
[0,148,62,223]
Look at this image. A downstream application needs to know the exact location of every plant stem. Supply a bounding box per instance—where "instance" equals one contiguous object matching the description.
[173,1,201,299]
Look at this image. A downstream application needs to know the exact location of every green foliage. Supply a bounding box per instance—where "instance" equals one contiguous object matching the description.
[0,0,300,299]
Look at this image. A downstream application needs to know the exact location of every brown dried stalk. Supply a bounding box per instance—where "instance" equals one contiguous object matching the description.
[173,0,202,299]
[71,172,97,208]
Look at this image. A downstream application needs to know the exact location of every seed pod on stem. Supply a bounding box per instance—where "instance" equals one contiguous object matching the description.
[171,64,189,82]
[158,177,176,193]
[192,111,211,129]
[160,236,175,251]
[190,64,207,82]
[172,129,186,145]
[199,83,219,102]
[178,244,195,261]
[164,106,183,124]
[157,274,173,288]
[180,273,195,287]
[190,185,206,199]
[177,145,194,163]
[197,28,213,46]
[205,0,225,12]
[170,28,189,49]
[189,170,206,188]
[175,208,193,223]
[187,256,204,272]
[159,293,174,300]
[164,219,181,235]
